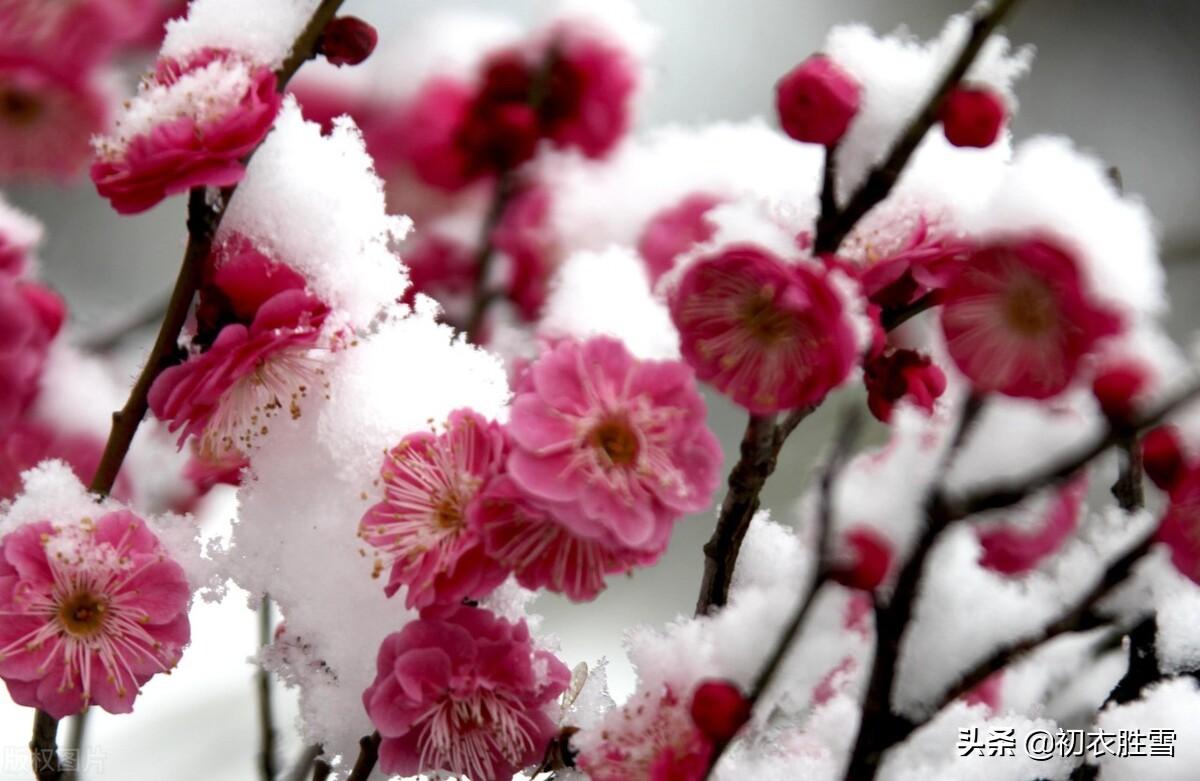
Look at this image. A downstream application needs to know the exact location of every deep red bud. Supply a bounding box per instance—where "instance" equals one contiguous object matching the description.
[1143,425,1186,491]
[940,86,1007,148]
[775,54,861,147]
[1092,361,1150,422]
[318,16,378,67]
[690,679,751,745]
[830,527,892,591]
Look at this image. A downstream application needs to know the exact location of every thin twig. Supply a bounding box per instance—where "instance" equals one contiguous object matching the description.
[946,378,1200,522]
[29,3,347,775]
[701,411,862,780]
[345,732,381,781]
[813,0,1025,255]
[257,596,278,781]
[463,172,517,342]
[841,394,987,781]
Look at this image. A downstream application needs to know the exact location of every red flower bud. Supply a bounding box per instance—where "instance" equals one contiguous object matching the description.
[1143,425,1186,491]
[1091,360,1150,422]
[318,16,378,67]
[830,526,892,591]
[775,54,861,147]
[939,86,1007,148]
[690,679,751,745]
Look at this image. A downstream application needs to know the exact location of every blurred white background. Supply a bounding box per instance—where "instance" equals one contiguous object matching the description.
[2,0,1198,778]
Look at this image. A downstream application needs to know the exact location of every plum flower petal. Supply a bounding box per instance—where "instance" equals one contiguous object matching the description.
[0,511,191,718]
[1157,465,1200,585]
[506,337,722,553]
[471,475,659,602]
[359,409,510,608]
[670,245,859,414]
[976,477,1086,575]
[940,237,1123,399]
[148,285,328,460]
[0,276,64,434]
[363,604,570,781]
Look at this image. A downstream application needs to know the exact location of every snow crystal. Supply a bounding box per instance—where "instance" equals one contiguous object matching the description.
[539,247,679,361]
[162,0,318,68]
[220,101,411,329]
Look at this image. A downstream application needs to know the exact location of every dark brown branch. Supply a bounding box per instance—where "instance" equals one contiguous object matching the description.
[926,529,1156,720]
[257,596,278,781]
[464,173,518,342]
[879,291,938,332]
[30,4,347,775]
[345,732,381,781]
[1111,434,1145,512]
[696,414,781,614]
[60,709,87,781]
[701,412,862,780]
[813,0,1024,255]
[31,710,61,781]
[946,378,1200,522]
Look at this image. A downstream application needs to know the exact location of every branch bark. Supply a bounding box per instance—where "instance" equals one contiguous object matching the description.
[28,2,347,776]
[345,732,381,781]
[257,596,278,781]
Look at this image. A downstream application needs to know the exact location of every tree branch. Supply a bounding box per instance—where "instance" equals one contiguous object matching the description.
[29,3,347,776]
[345,732,381,781]
[464,172,517,342]
[813,0,1025,255]
[702,411,862,780]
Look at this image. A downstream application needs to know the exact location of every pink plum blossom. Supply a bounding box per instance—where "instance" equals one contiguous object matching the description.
[577,683,713,781]
[850,216,973,311]
[470,475,659,602]
[359,409,510,608]
[507,337,722,553]
[0,511,191,718]
[148,280,328,461]
[670,245,859,414]
[536,26,637,158]
[637,193,722,284]
[940,237,1123,399]
[862,347,947,423]
[91,48,282,214]
[492,183,556,320]
[0,56,111,180]
[362,604,570,781]
[0,276,65,434]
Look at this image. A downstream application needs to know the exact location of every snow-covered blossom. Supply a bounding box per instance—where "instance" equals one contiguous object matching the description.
[940,236,1123,398]
[690,679,751,746]
[471,474,658,602]
[0,274,65,433]
[362,604,570,780]
[507,336,722,553]
[92,48,282,214]
[359,409,509,608]
[0,511,190,718]
[576,682,713,781]
[775,54,861,147]
[670,245,859,414]
[148,235,329,462]
[939,85,1008,149]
